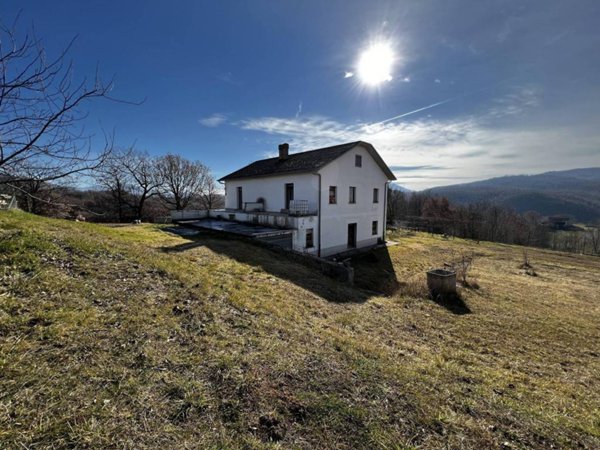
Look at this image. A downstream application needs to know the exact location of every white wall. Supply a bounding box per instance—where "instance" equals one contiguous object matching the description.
[224,173,319,212]
[317,144,389,257]
[292,215,319,255]
[171,209,209,221]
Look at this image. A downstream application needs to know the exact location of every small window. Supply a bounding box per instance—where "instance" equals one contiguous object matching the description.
[306,228,314,248]
[373,188,379,203]
[329,186,337,204]
[372,220,378,236]
[355,154,362,167]
[349,186,356,204]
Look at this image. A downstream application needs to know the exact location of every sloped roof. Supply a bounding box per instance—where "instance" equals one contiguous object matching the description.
[219,141,396,181]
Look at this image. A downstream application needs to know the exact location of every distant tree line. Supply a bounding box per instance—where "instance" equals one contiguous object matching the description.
[387,189,600,257]
[3,150,224,222]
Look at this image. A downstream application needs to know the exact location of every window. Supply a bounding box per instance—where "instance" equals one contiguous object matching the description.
[355,154,362,167]
[285,183,294,209]
[306,228,314,248]
[372,220,378,236]
[329,186,337,204]
[373,188,379,203]
[349,186,356,204]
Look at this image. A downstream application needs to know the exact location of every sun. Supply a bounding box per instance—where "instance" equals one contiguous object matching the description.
[357,42,395,86]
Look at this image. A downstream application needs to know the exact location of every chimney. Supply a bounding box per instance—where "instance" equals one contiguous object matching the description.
[278,143,289,160]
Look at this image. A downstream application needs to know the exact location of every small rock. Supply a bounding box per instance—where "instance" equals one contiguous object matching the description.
[172,305,185,315]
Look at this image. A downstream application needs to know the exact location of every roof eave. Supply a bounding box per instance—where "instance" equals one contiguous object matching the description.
[219,168,316,182]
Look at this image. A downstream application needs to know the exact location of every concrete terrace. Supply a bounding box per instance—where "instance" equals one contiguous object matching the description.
[177,218,293,249]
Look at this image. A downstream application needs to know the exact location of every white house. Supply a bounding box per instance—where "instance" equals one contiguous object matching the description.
[218,141,396,257]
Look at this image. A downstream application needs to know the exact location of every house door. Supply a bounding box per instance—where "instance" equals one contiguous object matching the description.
[285,183,294,209]
[347,223,357,248]
[237,187,243,210]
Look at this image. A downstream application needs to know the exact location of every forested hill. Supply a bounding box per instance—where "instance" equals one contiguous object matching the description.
[426,168,600,222]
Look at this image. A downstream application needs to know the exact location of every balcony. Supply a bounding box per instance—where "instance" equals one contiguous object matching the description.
[171,202,317,230]
[237,199,316,217]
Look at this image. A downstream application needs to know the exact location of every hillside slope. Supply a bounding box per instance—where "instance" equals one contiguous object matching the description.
[427,167,600,222]
[1,211,599,449]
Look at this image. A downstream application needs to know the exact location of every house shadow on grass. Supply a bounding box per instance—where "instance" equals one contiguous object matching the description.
[429,291,472,315]
[348,246,401,296]
[160,229,400,303]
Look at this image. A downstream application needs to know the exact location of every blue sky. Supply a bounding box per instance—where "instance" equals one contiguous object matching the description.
[5,0,600,189]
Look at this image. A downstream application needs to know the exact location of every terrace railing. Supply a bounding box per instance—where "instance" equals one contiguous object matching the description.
[288,199,309,216]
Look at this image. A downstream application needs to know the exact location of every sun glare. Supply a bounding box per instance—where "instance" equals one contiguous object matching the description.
[357,42,394,86]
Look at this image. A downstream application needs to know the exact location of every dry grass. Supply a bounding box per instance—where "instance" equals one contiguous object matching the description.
[1,210,599,449]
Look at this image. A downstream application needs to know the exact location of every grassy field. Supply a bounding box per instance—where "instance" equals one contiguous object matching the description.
[1,210,599,449]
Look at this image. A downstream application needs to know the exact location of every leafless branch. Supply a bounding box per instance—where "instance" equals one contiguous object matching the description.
[0,17,134,185]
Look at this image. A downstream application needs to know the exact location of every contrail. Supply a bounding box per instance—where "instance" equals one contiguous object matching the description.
[374,98,454,125]
[374,75,522,126]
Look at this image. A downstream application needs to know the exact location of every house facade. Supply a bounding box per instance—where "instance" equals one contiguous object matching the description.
[218,141,396,257]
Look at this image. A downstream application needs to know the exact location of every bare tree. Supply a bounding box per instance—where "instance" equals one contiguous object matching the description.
[156,154,206,210]
[199,170,221,210]
[121,149,160,220]
[0,17,117,186]
[95,147,161,222]
[453,251,475,286]
[95,149,131,221]
[587,225,600,256]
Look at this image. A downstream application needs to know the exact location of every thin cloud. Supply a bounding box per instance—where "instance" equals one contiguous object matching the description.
[389,165,448,171]
[497,16,522,43]
[494,152,518,159]
[488,86,540,118]
[460,150,487,158]
[215,71,242,86]
[546,29,569,45]
[295,101,303,118]
[237,89,599,190]
[199,113,228,127]
[344,71,354,78]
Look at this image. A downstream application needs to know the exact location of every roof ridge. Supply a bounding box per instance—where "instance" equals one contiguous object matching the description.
[254,140,362,163]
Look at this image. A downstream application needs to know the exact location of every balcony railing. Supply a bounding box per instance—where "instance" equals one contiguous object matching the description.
[288,199,309,216]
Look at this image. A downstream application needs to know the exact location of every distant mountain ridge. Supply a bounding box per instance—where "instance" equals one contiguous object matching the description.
[425,168,600,222]
[389,182,412,193]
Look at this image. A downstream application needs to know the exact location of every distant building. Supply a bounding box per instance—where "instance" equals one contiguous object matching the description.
[216,141,396,257]
[547,215,570,230]
[0,194,17,210]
